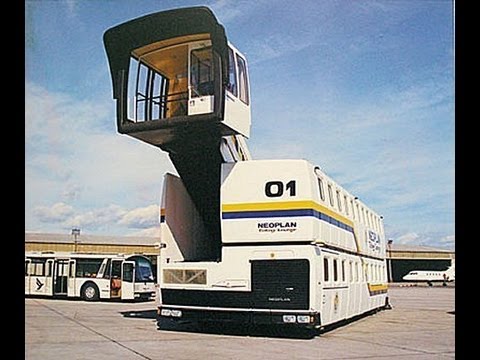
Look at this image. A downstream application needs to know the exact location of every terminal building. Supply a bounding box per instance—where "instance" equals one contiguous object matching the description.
[25,232,454,283]
[387,243,455,282]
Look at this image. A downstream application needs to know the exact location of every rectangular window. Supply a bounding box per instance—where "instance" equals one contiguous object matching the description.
[103,259,112,279]
[336,190,342,212]
[75,258,104,278]
[333,259,338,282]
[323,258,329,282]
[123,263,134,283]
[350,199,355,219]
[190,47,214,98]
[111,261,122,279]
[31,259,46,276]
[227,48,237,96]
[129,58,172,121]
[344,195,349,215]
[25,261,29,276]
[349,261,353,283]
[318,178,325,201]
[236,54,249,105]
[341,260,346,282]
[69,261,75,278]
[328,184,334,207]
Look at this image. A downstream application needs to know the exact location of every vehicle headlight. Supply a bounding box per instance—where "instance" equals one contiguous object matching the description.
[296,315,310,323]
[160,309,172,317]
[171,310,182,317]
[282,315,296,323]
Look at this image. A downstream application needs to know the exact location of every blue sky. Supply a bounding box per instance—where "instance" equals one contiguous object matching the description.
[25,0,454,249]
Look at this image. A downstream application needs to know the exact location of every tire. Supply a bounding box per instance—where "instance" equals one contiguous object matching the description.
[81,282,99,301]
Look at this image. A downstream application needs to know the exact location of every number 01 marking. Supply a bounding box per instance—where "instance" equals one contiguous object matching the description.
[265,180,296,197]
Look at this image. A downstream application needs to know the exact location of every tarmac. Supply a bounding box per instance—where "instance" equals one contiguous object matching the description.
[25,285,455,359]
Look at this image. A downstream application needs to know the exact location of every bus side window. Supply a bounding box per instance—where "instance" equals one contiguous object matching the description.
[328,184,335,208]
[318,177,325,201]
[323,257,329,282]
[112,261,122,279]
[123,263,134,282]
[333,258,338,282]
[103,259,111,279]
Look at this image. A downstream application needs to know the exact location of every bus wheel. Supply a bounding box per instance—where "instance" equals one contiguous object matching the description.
[81,282,99,301]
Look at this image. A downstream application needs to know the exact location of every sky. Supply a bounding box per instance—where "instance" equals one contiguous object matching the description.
[25,0,454,250]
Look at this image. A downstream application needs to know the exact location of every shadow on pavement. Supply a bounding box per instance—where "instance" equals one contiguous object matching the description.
[156,317,317,340]
[120,309,157,319]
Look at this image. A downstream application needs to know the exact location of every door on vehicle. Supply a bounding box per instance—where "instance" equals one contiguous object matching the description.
[67,260,76,297]
[121,261,136,300]
[110,260,123,298]
[54,260,69,296]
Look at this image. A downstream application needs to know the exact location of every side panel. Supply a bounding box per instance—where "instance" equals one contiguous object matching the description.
[221,160,317,244]
[160,173,210,262]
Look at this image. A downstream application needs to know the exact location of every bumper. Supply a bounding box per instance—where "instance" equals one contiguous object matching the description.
[158,307,321,329]
[135,291,156,300]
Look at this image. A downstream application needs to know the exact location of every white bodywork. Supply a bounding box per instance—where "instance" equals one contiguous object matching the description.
[159,159,388,328]
[25,252,156,301]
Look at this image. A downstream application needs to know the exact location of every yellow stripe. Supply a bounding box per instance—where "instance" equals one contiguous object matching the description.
[222,200,354,227]
[368,283,389,292]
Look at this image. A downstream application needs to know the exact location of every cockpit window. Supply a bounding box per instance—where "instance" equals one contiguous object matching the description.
[227,48,237,96]
[190,47,214,98]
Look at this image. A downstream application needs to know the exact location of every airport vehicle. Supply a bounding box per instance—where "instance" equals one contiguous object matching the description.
[104,6,389,331]
[25,251,155,301]
[403,262,455,285]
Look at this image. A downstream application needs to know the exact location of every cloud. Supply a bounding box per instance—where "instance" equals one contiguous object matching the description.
[209,0,269,24]
[25,82,175,235]
[118,205,160,229]
[395,232,420,245]
[440,234,455,248]
[129,226,161,238]
[66,205,126,230]
[30,201,162,235]
[34,202,75,223]
[209,0,243,23]
[248,33,313,65]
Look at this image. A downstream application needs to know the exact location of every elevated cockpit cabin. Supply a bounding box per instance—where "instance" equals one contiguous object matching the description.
[103,7,251,152]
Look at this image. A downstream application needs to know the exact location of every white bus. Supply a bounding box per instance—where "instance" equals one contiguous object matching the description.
[25,252,156,301]
[158,159,389,331]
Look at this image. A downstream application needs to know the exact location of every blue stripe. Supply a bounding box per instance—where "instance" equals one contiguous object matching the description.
[222,208,354,233]
[222,209,315,219]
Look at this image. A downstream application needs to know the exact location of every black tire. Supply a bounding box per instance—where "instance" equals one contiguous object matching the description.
[81,282,100,301]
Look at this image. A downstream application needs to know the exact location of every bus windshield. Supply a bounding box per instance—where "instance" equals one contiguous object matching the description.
[134,256,154,282]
